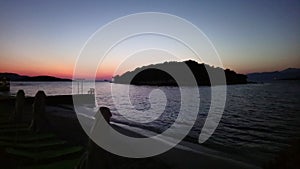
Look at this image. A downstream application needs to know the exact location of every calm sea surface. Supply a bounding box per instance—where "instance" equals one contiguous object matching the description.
[6,81,300,165]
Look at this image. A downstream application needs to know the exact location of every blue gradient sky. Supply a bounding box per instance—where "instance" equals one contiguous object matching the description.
[0,0,299,78]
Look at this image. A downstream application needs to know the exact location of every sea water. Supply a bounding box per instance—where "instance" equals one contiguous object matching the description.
[7,80,300,165]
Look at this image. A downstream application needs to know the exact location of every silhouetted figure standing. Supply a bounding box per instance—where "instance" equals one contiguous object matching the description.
[29,90,49,132]
[13,90,25,122]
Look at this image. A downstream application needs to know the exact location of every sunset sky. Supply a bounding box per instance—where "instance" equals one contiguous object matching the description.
[0,0,299,79]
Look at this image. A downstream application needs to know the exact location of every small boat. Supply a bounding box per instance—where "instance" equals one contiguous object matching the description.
[0,77,10,91]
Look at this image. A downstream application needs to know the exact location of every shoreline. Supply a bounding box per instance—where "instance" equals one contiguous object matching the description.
[0,94,261,169]
[50,104,260,169]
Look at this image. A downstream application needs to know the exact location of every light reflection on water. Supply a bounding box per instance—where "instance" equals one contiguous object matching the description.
[8,81,300,164]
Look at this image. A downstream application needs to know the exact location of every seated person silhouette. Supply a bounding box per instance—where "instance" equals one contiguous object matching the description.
[76,106,116,169]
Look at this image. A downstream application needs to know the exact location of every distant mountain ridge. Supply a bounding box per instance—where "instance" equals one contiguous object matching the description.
[0,73,71,81]
[113,60,247,86]
[247,68,300,82]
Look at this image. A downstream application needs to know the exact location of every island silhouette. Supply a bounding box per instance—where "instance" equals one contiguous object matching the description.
[113,60,248,86]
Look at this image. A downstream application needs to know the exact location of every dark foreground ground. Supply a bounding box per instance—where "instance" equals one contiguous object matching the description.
[0,96,172,169]
[2,94,295,169]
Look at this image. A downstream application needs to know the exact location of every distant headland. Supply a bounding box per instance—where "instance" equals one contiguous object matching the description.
[247,68,300,82]
[113,60,248,86]
[0,73,71,81]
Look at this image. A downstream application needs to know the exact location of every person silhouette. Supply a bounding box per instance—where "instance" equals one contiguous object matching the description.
[76,106,115,169]
[29,90,49,132]
[13,90,25,122]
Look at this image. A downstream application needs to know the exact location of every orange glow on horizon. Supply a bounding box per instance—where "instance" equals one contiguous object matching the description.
[1,57,299,80]
[1,62,298,80]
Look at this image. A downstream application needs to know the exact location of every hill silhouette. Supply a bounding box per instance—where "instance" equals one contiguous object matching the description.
[247,68,300,82]
[113,60,247,86]
[0,73,71,81]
